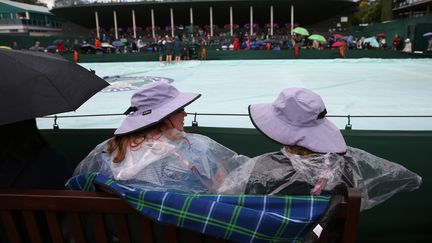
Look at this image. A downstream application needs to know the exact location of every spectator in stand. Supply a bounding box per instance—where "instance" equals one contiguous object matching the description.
[266,41,271,50]
[427,37,432,52]
[347,34,354,49]
[379,36,387,49]
[72,39,80,52]
[136,37,144,52]
[233,37,240,50]
[95,38,102,49]
[357,37,365,49]
[402,38,412,53]
[392,34,402,51]
[11,41,19,50]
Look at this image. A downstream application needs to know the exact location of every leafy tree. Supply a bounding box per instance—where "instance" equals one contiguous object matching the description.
[350,0,385,25]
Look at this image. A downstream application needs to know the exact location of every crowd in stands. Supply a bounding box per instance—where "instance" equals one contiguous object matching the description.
[8,24,430,58]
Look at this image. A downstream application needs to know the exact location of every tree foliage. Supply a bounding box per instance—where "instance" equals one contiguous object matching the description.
[350,0,383,25]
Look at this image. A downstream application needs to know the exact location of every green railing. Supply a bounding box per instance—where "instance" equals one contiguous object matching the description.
[40,125,431,243]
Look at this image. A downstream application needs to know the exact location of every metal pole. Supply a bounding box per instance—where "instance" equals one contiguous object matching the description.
[95,11,100,39]
[290,5,294,36]
[190,7,193,26]
[132,9,136,39]
[151,8,155,40]
[270,5,273,36]
[210,7,213,37]
[170,8,174,37]
[250,6,253,36]
[230,6,233,36]
[113,10,118,40]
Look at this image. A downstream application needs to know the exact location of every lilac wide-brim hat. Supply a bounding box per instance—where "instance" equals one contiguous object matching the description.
[115,81,201,135]
[249,88,347,153]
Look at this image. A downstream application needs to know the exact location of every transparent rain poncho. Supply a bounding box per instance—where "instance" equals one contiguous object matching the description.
[74,129,249,194]
[217,146,422,210]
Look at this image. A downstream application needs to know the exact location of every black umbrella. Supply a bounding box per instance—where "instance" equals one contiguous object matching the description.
[0,49,109,125]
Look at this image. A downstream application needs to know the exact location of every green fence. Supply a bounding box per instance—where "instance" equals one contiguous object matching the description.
[0,35,90,49]
[348,15,432,52]
[41,126,431,243]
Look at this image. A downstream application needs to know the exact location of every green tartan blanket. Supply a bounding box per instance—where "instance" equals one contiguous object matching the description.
[66,173,331,243]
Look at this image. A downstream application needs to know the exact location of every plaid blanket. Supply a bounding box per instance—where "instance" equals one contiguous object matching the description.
[66,173,331,243]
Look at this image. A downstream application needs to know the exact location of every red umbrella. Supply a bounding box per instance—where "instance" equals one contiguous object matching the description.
[333,34,345,39]
[332,41,346,47]
[376,33,386,37]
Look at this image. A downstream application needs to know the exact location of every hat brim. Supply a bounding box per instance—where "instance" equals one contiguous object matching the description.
[115,92,201,136]
[249,104,347,153]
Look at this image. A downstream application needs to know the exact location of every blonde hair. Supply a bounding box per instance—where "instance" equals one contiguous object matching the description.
[284,145,315,156]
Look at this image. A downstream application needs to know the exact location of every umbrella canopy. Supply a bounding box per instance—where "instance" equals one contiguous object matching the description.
[333,34,345,39]
[0,49,109,125]
[364,37,380,48]
[0,46,12,50]
[332,41,346,47]
[81,44,96,51]
[293,27,309,36]
[308,34,327,42]
[376,33,386,37]
[112,40,124,47]
[101,42,114,48]
[423,32,432,37]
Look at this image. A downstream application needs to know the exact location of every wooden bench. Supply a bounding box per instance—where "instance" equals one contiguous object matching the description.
[0,188,361,243]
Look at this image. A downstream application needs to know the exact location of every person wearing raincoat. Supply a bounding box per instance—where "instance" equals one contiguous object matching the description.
[73,81,248,193]
[217,87,422,211]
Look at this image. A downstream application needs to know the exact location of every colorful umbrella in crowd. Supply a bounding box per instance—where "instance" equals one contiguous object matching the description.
[308,34,327,42]
[364,37,380,48]
[331,41,346,47]
[293,27,309,36]
[112,40,125,47]
[333,34,345,39]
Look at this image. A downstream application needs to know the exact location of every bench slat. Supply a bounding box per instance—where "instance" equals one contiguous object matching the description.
[68,212,86,242]
[22,210,43,243]
[91,213,109,242]
[45,211,65,243]
[1,210,22,243]
[137,215,155,243]
[114,213,132,243]
[163,224,178,243]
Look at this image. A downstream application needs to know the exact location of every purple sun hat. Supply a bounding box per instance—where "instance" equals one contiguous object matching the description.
[249,88,346,153]
[114,81,201,135]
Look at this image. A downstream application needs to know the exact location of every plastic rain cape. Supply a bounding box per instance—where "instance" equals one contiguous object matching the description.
[217,146,422,210]
[74,129,249,194]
